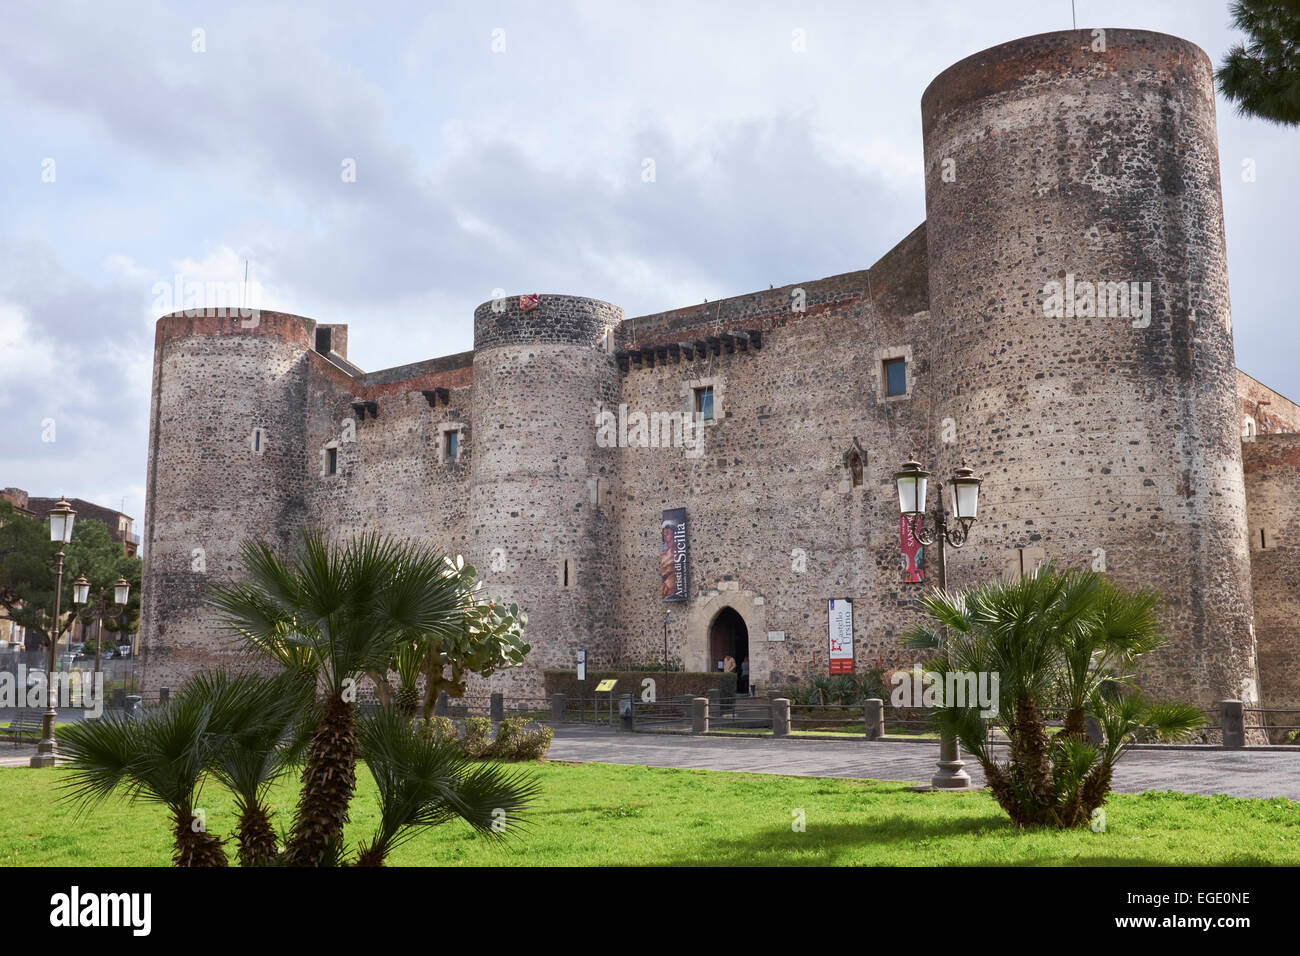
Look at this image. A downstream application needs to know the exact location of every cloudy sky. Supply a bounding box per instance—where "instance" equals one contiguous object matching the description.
[1,0,1295,529]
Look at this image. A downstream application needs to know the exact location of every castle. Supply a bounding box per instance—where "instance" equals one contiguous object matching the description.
[140,29,1300,715]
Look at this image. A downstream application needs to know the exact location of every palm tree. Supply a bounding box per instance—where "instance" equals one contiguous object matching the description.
[207,530,486,867]
[353,706,540,865]
[1216,0,1300,126]
[186,671,316,866]
[61,690,235,866]
[903,565,1203,828]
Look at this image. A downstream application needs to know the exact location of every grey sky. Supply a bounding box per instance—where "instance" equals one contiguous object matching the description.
[1,0,1295,528]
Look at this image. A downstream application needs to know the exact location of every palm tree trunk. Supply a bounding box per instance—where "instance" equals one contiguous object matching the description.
[1006,695,1055,825]
[235,803,280,867]
[172,813,229,867]
[283,694,357,867]
[354,841,387,867]
[1059,706,1088,741]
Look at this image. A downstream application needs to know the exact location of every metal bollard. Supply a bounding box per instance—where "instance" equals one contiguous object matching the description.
[490,691,504,722]
[435,691,449,717]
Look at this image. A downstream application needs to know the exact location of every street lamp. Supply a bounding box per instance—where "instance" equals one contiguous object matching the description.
[894,459,983,790]
[31,497,75,768]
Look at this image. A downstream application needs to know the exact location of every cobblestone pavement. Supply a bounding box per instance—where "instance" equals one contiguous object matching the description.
[547,725,1300,800]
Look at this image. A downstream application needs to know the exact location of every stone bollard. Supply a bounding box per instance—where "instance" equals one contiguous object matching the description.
[1085,716,1104,746]
[772,698,791,737]
[706,688,720,718]
[159,686,170,704]
[691,697,709,734]
[864,698,884,740]
[113,688,126,710]
[490,692,504,722]
[551,693,566,721]
[1219,699,1245,749]
[435,690,450,717]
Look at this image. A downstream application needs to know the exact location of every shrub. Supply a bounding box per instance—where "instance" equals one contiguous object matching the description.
[491,716,553,761]
[461,716,494,758]
[418,715,457,746]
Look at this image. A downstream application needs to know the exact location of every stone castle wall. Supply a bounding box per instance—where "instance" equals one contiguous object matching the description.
[1244,435,1300,722]
[921,29,1255,709]
[140,29,1297,709]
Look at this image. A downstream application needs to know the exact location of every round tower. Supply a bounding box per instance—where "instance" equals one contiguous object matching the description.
[140,310,312,693]
[921,30,1256,707]
[469,294,623,696]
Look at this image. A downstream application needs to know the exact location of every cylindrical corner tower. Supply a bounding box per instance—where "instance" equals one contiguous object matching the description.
[469,294,623,696]
[921,29,1256,707]
[140,311,312,692]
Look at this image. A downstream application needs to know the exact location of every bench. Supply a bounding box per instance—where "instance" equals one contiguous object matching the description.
[8,709,45,747]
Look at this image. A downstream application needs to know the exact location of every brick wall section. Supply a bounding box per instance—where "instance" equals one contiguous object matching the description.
[1237,369,1300,437]
[1243,435,1300,720]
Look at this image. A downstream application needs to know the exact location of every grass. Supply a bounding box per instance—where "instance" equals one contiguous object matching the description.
[2,760,1298,866]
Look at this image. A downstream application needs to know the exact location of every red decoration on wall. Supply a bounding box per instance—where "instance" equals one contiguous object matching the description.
[900,514,924,583]
[519,294,541,312]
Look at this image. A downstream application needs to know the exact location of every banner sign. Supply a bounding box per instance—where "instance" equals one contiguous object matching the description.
[660,508,689,602]
[828,598,854,675]
[900,515,925,583]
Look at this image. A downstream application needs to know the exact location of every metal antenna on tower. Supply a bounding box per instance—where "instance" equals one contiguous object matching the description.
[1072,1,1076,30]
[242,259,249,308]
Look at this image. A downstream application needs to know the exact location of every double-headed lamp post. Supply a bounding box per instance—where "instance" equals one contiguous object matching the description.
[894,459,983,790]
[31,497,76,768]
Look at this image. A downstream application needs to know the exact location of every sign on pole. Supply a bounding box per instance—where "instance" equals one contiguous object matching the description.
[660,508,689,602]
[577,648,586,682]
[828,598,854,675]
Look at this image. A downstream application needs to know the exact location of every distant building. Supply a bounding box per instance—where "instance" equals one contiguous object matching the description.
[1,488,139,649]
[19,494,139,558]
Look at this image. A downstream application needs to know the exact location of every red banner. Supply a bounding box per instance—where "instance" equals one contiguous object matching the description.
[900,515,924,583]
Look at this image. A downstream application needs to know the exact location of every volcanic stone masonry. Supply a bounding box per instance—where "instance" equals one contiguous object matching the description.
[140,29,1299,718]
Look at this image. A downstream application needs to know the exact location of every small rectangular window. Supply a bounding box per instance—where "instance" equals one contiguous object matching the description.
[326,447,338,475]
[884,358,907,396]
[695,386,714,421]
[445,430,459,461]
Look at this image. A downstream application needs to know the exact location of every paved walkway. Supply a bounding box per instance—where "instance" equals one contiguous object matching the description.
[547,725,1300,800]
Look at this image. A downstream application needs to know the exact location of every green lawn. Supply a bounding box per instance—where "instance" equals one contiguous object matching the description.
[2,760,1297,866]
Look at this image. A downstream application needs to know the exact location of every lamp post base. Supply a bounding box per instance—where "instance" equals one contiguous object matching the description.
[29,739,58,768]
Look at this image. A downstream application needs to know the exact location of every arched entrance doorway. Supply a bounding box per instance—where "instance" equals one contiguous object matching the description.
[708,607,750,693]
